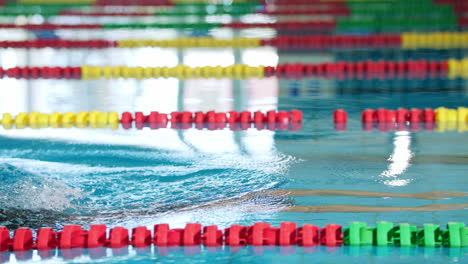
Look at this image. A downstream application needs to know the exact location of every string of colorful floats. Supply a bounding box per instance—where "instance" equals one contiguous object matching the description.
[0,110,303,130]
[1,108,467,132]
[1,59,468,80]
[2,33,468,50]
[333,107,468,124]
[0,221,466,251]
[332,107,468,132]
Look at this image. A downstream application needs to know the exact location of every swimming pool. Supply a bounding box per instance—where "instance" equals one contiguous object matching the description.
[0,73,466,263]
[0,1,467,263]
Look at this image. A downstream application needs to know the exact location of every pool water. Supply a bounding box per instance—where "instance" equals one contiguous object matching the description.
[0,23,467,264]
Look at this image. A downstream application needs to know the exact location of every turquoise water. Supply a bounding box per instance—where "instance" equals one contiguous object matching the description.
[0,78,466,263]
[2,246,466,263]
[0,22,467,263]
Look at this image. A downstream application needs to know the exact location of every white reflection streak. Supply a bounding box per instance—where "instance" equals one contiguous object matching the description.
[380,131,413,187]
[242,48,278,66]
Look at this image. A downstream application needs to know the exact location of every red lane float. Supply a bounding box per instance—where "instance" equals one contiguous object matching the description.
[0,222,342,251]
[12,228,33,252]
[36,228,57,250]
[120,110,302,131]
[333,109,348,131]
[333,109,347,123]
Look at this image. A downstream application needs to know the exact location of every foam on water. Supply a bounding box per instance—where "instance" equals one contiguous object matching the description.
[0,162,84,211]
[0,135,296,228]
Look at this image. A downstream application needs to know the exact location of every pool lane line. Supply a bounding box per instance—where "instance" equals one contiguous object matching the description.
[332,108,468,132]
[2,59,467,80]
[2,33,468,50]
[332,107,467,125]
[0,110,303,131]
[0,221,466,251]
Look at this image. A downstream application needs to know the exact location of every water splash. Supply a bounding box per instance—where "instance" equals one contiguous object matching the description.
[0,140,296,227]
[0,162,84,211]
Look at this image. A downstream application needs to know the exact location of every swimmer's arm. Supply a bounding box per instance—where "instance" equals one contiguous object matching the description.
[259,190,466,200]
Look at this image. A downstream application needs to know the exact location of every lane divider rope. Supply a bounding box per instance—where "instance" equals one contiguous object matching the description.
[332,107,468,124]
[333,107,468,132]
[0,221,466,251]
[3,33,468,50]
[0,110,303,131]
[1,60,467,80]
